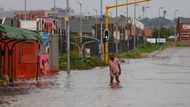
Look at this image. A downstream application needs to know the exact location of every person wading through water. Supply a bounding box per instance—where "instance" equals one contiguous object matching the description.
[109,54,121,86]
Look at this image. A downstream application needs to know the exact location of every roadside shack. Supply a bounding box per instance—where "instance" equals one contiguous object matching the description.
[0,24,41,83]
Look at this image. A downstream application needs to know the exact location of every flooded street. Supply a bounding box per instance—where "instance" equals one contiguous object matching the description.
[1,47,190,107]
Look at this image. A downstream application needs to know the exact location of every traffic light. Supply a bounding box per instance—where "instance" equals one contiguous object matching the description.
[103,30,109,42]
[104,30,109,39]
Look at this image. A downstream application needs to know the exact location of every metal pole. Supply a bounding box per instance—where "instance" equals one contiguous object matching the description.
[115,0,119,53]
[66,0,69,9]
[24,0,27,20]
[174,9,179,36]
[142,6,145,19]
[54,0,56,10]
[66,0,70,73]
[78,2,83,57]
[104,8,109,64]
[158,7,163,43]
[133,1,136,49]
[79,2,82,48]
[174,9,179,41]
[126,0,129,49]
[93,9,98,38]
[100,0,103,60]
[100,0,103,16]
[96,10,98,39]
[126,0,129,18]
[67,19,70,73]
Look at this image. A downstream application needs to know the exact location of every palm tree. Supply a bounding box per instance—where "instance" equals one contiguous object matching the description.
[163,10,167,18]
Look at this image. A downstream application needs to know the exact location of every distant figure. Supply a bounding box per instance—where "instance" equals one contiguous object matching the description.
[109,54,121,87]
[40,53,49,75]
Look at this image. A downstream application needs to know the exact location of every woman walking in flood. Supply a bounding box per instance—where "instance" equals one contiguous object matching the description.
[109,54,121,87]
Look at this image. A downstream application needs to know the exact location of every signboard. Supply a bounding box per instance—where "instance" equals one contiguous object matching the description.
[146,38,156,44]
[20,20,37,31]
[157,38,166,43]
[180,24,190,33]
[146,38,166,44]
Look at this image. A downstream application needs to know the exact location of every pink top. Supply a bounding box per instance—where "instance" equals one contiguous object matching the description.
[40,53,48,63]
[109,59,120,74]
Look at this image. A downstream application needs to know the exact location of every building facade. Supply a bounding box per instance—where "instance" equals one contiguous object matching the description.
[177,18,190,41]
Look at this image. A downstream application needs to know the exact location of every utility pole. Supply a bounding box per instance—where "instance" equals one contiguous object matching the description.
[24,0,27,20]
[174,9,179,41]
[142,6,145,19]
[66,0,71,73]
[54,0,56,10]
[174,9,179,21]
[115,0,119,53]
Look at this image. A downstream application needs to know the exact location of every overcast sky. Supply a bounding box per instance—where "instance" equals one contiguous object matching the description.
[0,0,189,19]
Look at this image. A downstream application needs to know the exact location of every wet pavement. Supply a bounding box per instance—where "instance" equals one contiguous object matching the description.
[1,47,190,107]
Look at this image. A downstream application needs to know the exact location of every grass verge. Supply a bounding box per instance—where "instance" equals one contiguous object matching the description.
[59,41,190,70]
[119,43,166,58]
[59,51,105,70]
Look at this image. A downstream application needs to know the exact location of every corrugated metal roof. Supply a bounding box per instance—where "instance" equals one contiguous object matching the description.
[0,11,15,19]
[179,18,190,24]
[0,24,41,41]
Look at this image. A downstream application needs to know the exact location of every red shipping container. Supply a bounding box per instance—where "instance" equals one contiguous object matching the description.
[0,40,39,81]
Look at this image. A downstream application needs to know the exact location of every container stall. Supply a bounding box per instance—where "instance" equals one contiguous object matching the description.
[0,24,41,83]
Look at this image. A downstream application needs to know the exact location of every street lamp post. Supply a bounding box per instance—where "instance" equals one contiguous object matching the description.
[115,0,119,53]
[66,0,71,73]
[158,7,163,43]
[126,0,129,50]
[126,0,128,18]
[93,9,98,39]
[78,1,83,57]
[174,9,179,40]
[142,6,145,19]
[24,0,27,20]
[54,0,56,10]
[99,0,104,60]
